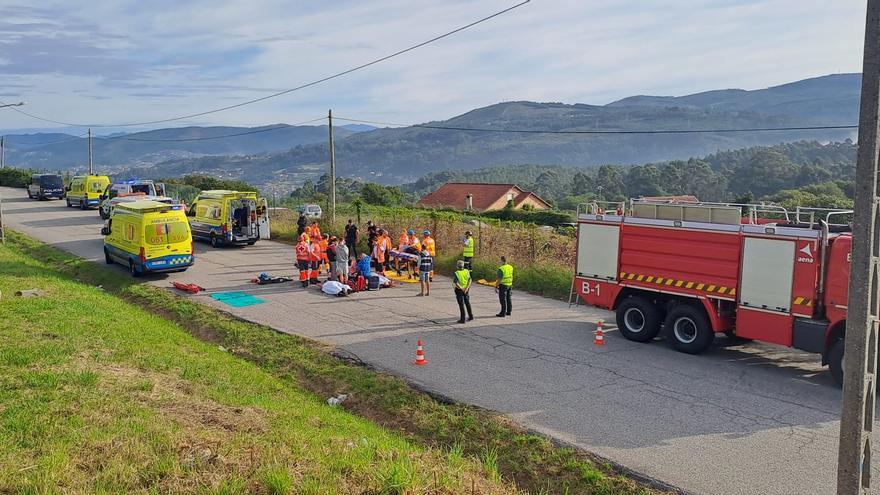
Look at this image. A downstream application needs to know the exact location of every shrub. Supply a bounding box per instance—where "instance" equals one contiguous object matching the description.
[0,167,36,188]
[481,208,573,227]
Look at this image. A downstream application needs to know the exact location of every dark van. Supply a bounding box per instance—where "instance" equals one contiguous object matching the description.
[27,174,65,200]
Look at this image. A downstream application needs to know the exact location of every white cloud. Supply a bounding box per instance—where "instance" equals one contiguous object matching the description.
[0,0,866,131]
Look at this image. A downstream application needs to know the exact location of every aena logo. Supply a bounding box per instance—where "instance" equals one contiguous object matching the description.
[797,244,814,263]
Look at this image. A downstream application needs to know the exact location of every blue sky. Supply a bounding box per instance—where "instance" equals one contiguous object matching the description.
[0,0,867,132]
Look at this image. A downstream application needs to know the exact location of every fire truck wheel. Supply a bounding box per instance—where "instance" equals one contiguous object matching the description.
[616,296,662,342]
[828,339,845,387]
[665,304,714,354]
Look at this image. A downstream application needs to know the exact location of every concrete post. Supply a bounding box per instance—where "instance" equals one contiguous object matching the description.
[838,1,880,492]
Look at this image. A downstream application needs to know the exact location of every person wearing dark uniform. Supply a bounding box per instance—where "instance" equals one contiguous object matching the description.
[495,256,513,317]
[454,260,474,323]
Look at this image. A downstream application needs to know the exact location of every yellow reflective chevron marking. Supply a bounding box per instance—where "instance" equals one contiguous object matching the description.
[613,272,736,298]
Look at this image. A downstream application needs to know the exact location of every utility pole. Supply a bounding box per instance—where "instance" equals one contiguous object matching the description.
[838,1,880,493]
[0,136,5,244]
[328,109,337,227]
[87,128,93,175]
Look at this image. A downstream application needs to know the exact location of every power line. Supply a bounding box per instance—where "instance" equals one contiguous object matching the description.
[333,116,859,135]
[0,1,530,128]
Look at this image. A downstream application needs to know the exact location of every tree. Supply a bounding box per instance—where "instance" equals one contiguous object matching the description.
[571,172,593,195]
[595,165,626,200]
[534,169,564,201]
[360,183,405,206]
[730,150,799,197]
[626,165,665,197]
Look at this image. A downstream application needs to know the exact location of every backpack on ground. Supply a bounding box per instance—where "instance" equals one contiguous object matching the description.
[367,275,381,290]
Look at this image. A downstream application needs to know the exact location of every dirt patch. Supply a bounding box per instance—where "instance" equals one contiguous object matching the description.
[99,363,269,435]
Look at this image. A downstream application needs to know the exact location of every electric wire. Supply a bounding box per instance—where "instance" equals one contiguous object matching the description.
[333,116,859,135]
[0,0,530,128]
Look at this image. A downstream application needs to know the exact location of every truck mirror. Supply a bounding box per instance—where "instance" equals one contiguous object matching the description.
[101,226,110,236]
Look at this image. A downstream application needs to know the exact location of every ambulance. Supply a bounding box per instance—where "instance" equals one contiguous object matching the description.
[66,174,111,209]
[187,190,266,247]
[101,200,194,276]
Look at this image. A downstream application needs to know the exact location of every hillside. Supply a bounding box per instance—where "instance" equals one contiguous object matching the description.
[128,74,861,187]
[4,124,352,170]
[404,140,857,208]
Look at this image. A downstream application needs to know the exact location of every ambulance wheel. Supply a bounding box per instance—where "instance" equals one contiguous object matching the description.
[129,261,141,277]
[66,198,72,207]
[616,296,662,342]
[828,338,845,387]
[210,234,219,248]
[665,304,714,354]
[99,209,108,220]
[104,248,113,265]
[79,199,86,210]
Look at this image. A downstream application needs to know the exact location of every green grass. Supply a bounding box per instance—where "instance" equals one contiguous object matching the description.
[435,254,573,300]
[1,231,660,494]
[0,234,507,494]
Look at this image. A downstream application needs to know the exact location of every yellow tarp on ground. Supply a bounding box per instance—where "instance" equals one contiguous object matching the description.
[385,272,420,284]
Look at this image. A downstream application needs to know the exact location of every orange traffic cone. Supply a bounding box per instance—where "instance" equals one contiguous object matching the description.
[594,320,605,346]
[413,339,428,365]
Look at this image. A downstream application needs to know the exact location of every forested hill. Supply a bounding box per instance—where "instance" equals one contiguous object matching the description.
[5,125,353,169]
[404,140,857,210]
[132,73,861,185]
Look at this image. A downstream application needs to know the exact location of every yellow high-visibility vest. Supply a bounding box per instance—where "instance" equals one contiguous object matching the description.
[462,237,474,257]
[499,264,513,286]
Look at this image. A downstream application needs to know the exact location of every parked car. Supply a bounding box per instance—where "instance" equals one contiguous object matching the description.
[297,203,323,219]
[26,174,65,200]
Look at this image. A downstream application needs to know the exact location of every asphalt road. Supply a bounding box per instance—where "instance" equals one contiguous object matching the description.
[2,186,873,495]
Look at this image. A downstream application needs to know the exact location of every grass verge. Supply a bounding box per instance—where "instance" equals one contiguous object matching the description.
[3,231,662,494]
[435,255,572,301]
[0,234,508,494]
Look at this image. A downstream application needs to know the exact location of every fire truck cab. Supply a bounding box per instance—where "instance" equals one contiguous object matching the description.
[574,199,853,385]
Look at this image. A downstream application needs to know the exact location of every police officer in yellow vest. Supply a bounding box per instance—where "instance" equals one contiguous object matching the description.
[454,260,474,323]
[462,230,475,270]
[495,256,514,317]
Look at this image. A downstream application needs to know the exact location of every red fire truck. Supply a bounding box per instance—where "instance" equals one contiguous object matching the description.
[574,199,853,385]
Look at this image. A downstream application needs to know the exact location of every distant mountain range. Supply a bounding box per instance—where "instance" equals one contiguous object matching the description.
[3,124,357,170]
[4,74,862,189]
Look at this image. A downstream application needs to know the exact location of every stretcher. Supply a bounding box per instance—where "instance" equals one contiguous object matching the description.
[389,249,420,279]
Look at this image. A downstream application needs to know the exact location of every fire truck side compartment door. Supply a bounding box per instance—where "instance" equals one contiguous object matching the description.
[577,223,620,280]
[740,237,795,313]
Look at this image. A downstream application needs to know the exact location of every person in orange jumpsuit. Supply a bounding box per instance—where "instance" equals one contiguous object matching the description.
[295,234,311,287]
[306,221,322,242]
[372,229,387,274]
[406,229,422,278]
[308,235,322,284]
[319,233,330,274]
[379,229,393,273]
